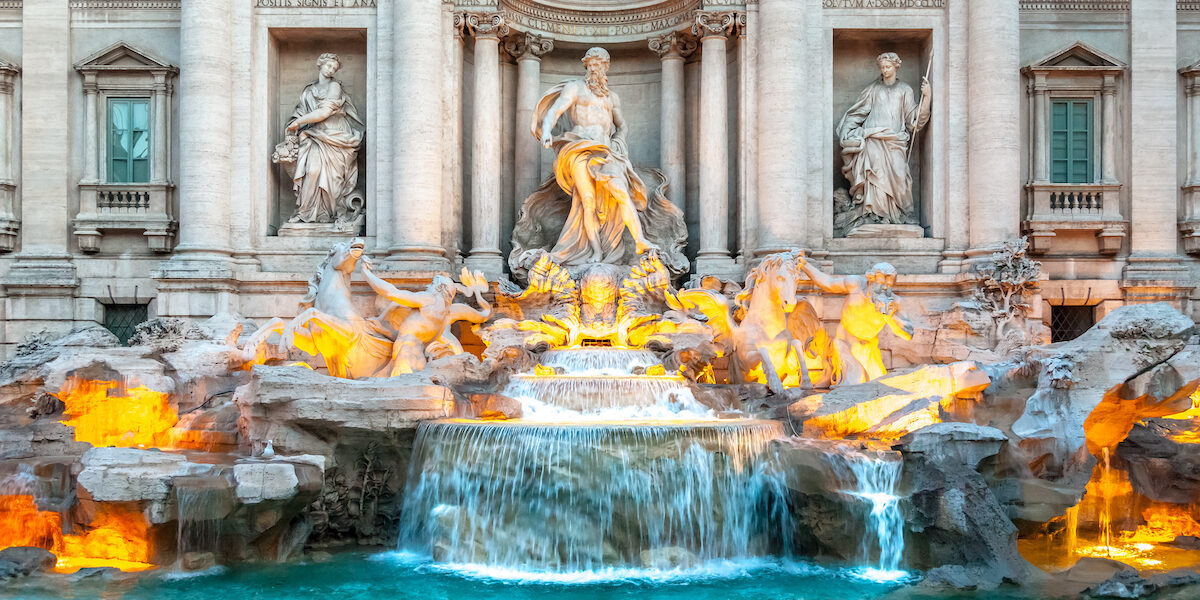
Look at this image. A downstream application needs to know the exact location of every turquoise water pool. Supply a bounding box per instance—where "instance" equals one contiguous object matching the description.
[1,551,1026,600]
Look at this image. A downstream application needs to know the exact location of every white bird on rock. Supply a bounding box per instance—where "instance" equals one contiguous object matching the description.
[262,439,275,459]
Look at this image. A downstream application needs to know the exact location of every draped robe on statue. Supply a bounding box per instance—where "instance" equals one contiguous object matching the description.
[836,80,928,226]
[288,83,364,223]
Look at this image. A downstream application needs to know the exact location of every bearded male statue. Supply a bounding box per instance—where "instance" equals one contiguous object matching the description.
[509,47,688,283]
[797,253,914,386]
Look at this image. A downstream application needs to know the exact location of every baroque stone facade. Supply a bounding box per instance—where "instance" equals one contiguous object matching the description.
[0,0,1197,354]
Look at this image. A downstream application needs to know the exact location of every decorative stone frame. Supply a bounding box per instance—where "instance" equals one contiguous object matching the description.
[1180,60,1200,255]
[1021,41,1127,255]
[0,59,18,252]
[73,42,178,253]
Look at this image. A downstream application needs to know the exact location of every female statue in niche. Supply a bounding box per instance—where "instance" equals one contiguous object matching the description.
[273,52,365,226]
[836,51,931,235]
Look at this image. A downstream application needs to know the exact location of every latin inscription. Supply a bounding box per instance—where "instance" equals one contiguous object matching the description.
[822,0,943,7]
[504,12,686,37]
[255,0,376,8]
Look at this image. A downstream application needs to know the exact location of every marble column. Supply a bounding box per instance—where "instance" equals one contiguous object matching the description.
[508,33,554,211]
[81,76,100,184]
[694,11,737,275]
[463,13,508,278]
[737,9,757,262]
[755,0,806,255]
[389,0,449,270]
[1125,0,1181,279]
[649,32,693,213]
[171,0,234,263]
[966,0,1021,253]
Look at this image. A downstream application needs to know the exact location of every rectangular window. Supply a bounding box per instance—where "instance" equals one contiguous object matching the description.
[1050,305,1095,343]
[1049,99,1093,184]
[107,98,151,183]
[104,304,148,345]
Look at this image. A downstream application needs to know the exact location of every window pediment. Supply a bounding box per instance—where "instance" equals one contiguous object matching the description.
[74,42,176,76]
[1023,41,1125,76]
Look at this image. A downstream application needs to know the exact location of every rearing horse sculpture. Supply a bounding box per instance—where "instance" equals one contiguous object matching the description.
[671,251,820,393]
[282,239,491,379]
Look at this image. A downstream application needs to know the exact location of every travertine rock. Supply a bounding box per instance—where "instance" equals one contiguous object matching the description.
[234,365,453,459]
[897,422,1007,470]
[233,461,301,503]
[1117,418,1200,504]
[76,447,209,502]
[789,361,989,438]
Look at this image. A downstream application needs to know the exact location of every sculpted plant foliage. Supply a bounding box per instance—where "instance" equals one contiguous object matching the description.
[973,237,1041,345]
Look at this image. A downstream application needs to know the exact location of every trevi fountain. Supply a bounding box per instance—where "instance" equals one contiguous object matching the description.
[1,1,1200,600]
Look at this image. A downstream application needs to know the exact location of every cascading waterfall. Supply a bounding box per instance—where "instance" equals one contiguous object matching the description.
[398,419,792,571]
[173,474,233,564]
[502,347,714,421]
[843,454,904,574]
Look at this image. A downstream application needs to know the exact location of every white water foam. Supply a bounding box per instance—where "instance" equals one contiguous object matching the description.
[843,454,904,574]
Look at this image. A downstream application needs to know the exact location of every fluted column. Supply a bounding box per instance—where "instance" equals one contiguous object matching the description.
[508,32,554,211]
[1125,0,1181,278]
[694,11,737,275]
[463,13,508,278]
[1187,75,1200,186]
[755,0,805,255]
[649,32,693,213]
[0,63,13,186]
[173,0,233,260]
[389,0,448,270]
[966,0,1021,253]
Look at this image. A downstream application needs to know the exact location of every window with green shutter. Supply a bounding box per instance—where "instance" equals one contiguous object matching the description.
[107,98,151,183]
[1049,99,1093,184]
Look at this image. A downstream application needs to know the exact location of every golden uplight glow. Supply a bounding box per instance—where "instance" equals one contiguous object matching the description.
[0,495,154,572]
[57,378,178,448]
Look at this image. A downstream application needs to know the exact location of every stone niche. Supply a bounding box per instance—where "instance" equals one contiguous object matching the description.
[266,28,368,236]
[831,29,932,239]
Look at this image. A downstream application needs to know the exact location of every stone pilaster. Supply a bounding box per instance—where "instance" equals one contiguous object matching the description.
[1123,0,1186,291]
[693,10,738,276]
[508,32,554,215]
[755,0,806,255]
[1181,65,1200,255]
[966,0,1021,256]
[387,0,450,271]
[649,31,694,214]
[736,9,757,263]
[463,12,508,279]
[443,9,466,262]
[0,60,19,253]
[5,0,79,343]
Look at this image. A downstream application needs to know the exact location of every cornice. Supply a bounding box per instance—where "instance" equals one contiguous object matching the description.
[1019,1,1127,11]
[69,0,181,8]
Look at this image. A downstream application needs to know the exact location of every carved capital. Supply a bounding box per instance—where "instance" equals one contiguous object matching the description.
[461,12,509,40]
[691,10,740,39]
[648,31,696,59]
[504,32,554,60]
